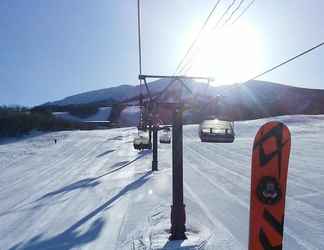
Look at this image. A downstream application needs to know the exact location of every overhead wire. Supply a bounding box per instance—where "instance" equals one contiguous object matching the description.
[179,0,251,75]
[212,0,237,30]
[156,1,223,101]
[174,0,222,74]
[244,41,324,82]
[221,0,245,27]
[177,0,237,75]
[177,0,240,75]
[231,0,256,25]
[145,0,255,102]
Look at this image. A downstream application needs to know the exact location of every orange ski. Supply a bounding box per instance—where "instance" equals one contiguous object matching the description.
[249,121,291,250]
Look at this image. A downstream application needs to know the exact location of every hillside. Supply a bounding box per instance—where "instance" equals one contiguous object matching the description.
[1,115,323,249]
[40,80,324,124]
[205,81,324,120]
[46,80,172,106]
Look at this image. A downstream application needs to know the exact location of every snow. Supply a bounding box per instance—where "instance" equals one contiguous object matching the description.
[119,106,141,126]
[0,115,323,249]
[53,107,112,123]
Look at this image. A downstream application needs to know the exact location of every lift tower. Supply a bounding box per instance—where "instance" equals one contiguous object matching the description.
[139,74,212,240]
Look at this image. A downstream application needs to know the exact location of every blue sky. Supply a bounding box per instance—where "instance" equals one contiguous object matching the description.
[1,0,323,106]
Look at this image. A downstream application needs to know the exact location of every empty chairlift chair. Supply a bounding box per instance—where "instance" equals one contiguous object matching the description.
[199,119,235,143]
[133,131,152,150]
[159,127,171,144]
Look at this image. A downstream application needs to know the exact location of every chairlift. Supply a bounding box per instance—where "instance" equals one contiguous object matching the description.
[159,127,171,144]
[133,131,152,150]
[199,119,235,143]
[163,127,171,132]
[137,124,147,131]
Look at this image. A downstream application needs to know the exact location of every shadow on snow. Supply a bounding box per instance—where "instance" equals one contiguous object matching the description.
[162,239,205,250]
[96,149,115,158]
[36,149,151,202]
[9,171,152,250]
[35,178,101,201]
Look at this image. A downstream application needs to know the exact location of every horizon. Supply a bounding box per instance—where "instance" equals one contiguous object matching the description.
[37,79,324,108]
[2,79,324,108]
[1,1,324,107]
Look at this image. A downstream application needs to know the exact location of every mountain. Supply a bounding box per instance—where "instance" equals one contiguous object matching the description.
[212,81,324,120]
[46,80,173,106]
[40,80,324,123]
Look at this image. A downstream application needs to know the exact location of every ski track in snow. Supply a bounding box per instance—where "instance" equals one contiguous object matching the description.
[0,116,323,250]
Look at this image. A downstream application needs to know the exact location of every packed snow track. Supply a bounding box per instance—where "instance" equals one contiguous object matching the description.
[0,115,323,250]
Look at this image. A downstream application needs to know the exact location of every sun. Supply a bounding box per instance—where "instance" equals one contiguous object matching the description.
[185,21,264,86]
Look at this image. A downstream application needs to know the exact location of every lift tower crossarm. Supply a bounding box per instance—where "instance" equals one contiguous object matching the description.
[139,74,213,81]
[139,74,213,101]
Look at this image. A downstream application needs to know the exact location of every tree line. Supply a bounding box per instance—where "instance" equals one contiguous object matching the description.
[0,106,77,137]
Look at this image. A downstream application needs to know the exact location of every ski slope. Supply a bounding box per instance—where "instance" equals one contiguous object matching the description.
[0,115,323,250]
[53,107,112,123]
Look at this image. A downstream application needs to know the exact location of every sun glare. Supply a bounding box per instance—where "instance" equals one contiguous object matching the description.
[186,22,264,86]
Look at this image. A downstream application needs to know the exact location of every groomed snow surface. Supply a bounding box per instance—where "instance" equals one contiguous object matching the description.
[53,107,112,123]
[1,115,323,250]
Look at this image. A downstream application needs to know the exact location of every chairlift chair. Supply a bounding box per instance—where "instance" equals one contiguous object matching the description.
[133,131,152,150]
[199,119,235,143]
[159,128,171,144]
[137,124,147,131]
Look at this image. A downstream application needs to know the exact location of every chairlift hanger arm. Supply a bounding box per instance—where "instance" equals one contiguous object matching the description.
[154,77,177,101]
[159,125,172,131]
[143,78,153,101]
[178,78,192,95]
[140,74,212,101]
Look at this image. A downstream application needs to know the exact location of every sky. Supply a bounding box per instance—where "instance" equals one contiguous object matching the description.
[0,0,324,107]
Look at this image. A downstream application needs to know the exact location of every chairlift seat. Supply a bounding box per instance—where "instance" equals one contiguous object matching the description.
[159,132,171,144]
[199,119,235,143]
[133,135,152,150]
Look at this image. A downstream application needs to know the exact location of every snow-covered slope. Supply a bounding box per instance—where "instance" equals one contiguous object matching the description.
[119,106,140,126]
[1,115,323,249]
[49,85,137,106]
[53,107,112,122]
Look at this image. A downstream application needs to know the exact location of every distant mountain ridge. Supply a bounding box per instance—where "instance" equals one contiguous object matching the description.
[47,80,172,106]
[41,80,324,122]
[210,81,324,120]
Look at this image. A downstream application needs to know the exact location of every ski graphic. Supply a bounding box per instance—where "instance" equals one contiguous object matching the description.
[249,121,291,250]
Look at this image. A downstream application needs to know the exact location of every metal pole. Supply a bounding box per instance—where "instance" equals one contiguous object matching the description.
[169,104,187,240]
[137,0,142,76]
[139,74,213,81]
[152,125,158,171]
[137,0,145,131]
[149,123,152,147]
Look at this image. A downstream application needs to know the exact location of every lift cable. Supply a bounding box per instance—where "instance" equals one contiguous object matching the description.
[231,0,256,25]
[245,41,324,82]
[179,0,250,75]
[166,0,248,102]
[176,0,239,74]
[174,0,222,74]
[221,0,246,27]
[211,0,237,31]
[155,1,223,102]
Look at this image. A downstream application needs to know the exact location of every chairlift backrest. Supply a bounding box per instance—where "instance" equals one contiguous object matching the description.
[199,119,235,143]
